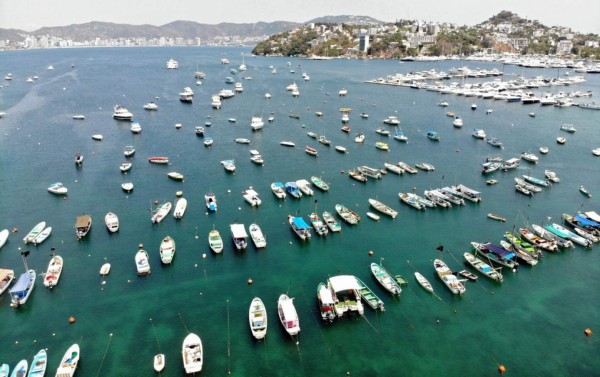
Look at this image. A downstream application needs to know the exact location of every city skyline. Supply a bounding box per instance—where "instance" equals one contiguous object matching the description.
[1,0,599,35]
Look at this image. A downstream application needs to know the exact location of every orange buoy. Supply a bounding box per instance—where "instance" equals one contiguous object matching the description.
[368,250,374,256]
[69,316,76,324]
[12,227,18,233]
[498,365,506,374]
[585,328,592,336]
[247,278,253,285]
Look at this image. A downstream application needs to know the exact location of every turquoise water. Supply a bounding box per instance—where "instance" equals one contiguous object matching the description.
[0,47,598,376]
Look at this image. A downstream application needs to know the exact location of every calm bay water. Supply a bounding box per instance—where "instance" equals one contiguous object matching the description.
[0,47,599,376]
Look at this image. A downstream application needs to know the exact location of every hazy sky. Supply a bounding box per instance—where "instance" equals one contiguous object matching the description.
[1,0,598,34]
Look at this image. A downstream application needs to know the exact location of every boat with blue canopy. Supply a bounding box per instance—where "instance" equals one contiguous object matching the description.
[289,215,311,241]
[471,242,518,271]
[285,182,302,199]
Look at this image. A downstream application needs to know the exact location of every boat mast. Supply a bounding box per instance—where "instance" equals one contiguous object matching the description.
[21,250,30,271]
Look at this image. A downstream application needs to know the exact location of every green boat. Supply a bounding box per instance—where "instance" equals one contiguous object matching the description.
[354,277,385,311]
[394,275,408,286]
[322,211,342,232]
[310,176,330,191]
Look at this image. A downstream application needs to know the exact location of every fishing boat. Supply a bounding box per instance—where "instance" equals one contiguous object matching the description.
[305,145,318,156]
[242,188,261,206]
[500,240,539,266]
[453,184,482,203]
[317,283,336,322]
[249,223,267,248]
[521,152,539,163]
[103,212,119,233]
[208,228,224,254]
[472,242,519,270]
[230,223,248,250]
[31,226,52,245]
[121,182,134,192]
[580,186,592,198]
[75,215,92,239]
[47,182,68,195]
[249,297,268,339]
[323,211,342,232]
[205,192,217,212]
[348,170,367,182]
[515,177,541,193]
[309,213,329,236]
[284,182,302,198]
[383,116,400,125]
[74,153,83,165]
[289,215,312,241]
[55,344,79,377]
[426,130,440,141]
[434,259,465,295]
[398,192,424,210]
[328,275,366,315]
[368,198,398,218]
[10,360,27,377]
[310,176,330,191]
[487,213,506,222]
[43,255,63,289]
[278,294,300,335]
[151,202,172,224]
[544,170,560,183]
[335,204,361,225]
[463,252,503,282]
[153,354,165,373]
[148,157,169,164]
[384,162,403,174]
[354,277,385,311]
[270,182,287,199]
[370,263,402,295]
[10,269,36,308]
[415,162,435,171]
[522,175,549,187]
[550,223,592,247]
[99,263,111,276]
[220,159,236,172]
[414,272,433,293]
[398,162,417,174]
[0,268,14,296]
[27,349,47,377]
[160,236,176,264]
[518,227,559,252]
[182,333,203,374]
[23,222,46,244]
[135,248,151,275]
[167,172,184,181]
[173,198,187,219]
[394,275,408,286]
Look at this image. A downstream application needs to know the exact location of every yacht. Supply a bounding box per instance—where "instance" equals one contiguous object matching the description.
[143,102,158,110]
[179,87,194,103]
[112,105,133,121]
[250,116,264,131]
[166,58,179,69]
[383,116,400,125]
[452,117,463,127]
[211,95,222,109]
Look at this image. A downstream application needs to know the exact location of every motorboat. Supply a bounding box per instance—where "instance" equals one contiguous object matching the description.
[317,283,336,322]
[560,124,577,133]
[434,259,465,295]
[556,136,566,144]
[383,116,400,125]
[335,145,347,153]
[452,117,463,127]
[296,179,314,196]
[235,138,250,144]
[205,192,217,211]
[211,95,222,109]
[463,252,503,282]
[415,162,435,171]
[43,255,63,289]
[135,249,151,275]
[580,186,592,198]
[249,223,267,248]
[234,82,244,93]
[427,130,440,141]
[486,137,503,148]
[399,192,424,210]
[74,153,83,165]
[280,141,295,147]
[242,188,261,206]
[121,182,134,192]
[75,215,92,239]
[130,121,142,134]
[230,223,248,250]
[120,162,132,173]
[166,58,179,69]
[72,114,85,120]
[112,105,133,121]
[305,146,318,156]
[105,212,119,232]
[154,354,165,374]
[309,213,329,236]
[393,128,408,142]
[151,202,172,224]
[47,182,68,195]
[160,236,176,264]
[173,198,187,219]
[323,211,342,232]
[521,152,539,163]
[271,182,287,199]
[9,269,36,308]
[326,275,365,316]
[123,146,135,157]
[32,226,52,245]
[318,135,331,146]
[285,182,302,199]
[472,242,519,270]
[208,228,223,254]
[181,333,203,374]
[368,198,398,219]
[148,157,169,164]
[220,159,236,172]
[249,297,268,339]
[278,294,300,335]
[204,137,214,147]
[289,215,312,240]
[0,268,14,296]
[27,349,47,377]
[167,172,184,181]
[250,116,264,131]
[338,88,348,96]
[310,176,330,191]
[54,344,80,377]
[354,133,365,143]
[472,128,486,139]
[143,102,158,110]
[92,134,103,141]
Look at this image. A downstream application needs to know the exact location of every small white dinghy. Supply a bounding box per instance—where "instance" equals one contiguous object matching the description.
[154,354,165,373]
[0,228,9,250]
[92,134,103,141]
[182,333,203,374]
[43,255,63,289]
[99,263,111,276]
[32,226,52,245]
[105,212,119,233]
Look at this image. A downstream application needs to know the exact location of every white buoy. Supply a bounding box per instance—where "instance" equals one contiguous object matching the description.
[202,254,206,259]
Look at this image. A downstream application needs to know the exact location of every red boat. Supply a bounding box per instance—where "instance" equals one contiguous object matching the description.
[148,157,169,164]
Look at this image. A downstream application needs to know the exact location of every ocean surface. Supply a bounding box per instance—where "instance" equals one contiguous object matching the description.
[0,47,598,376]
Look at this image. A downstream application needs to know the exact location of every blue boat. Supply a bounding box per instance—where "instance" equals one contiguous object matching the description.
[9,269,36,308]
[426,131,440,141]
[27,349,47,377]
[574,215,600,228]
[284,182,302,199]
[522,175,549,187]
[289,215,311,241]
[10,359,27,377]
[472,242,518,270]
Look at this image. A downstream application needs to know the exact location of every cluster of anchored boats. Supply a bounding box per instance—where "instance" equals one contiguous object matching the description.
[0,344,79,377]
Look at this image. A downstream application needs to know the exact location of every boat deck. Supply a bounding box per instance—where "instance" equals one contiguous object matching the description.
[355,277,385,311]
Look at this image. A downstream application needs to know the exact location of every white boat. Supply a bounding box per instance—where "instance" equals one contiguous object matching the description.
[367,212,380,221]
[167,172,184,181]
[592,148,600,156]
[43,255,63,289]
[270,182,286,199]
[99,263,111,276]
[289,215,312,240]
[249,297,268,340]
[309,212,329,236]
[521,152,539,163]
[463,252,503,282]
[121,182,134,192]
[91,134,103,141]
[452,117,463,127]
[250,116,264,131]
[327,275,364,316]
[249,223,267,248]
[135,249,151,275]
[296,179,314,196]
[10,360,27,377]
[323,211,342,233]
[243,188,261,206]
[151,202,172,224]
[370,263,402,295]
[153,354,165,373]
[27,348,47,377]
[32,226,52,245]
[112,105,133,121]
[472,128,486,139]
[221,159,236,172]
[173,198,187,219]
[230,223,248,251]
[211,95,222,109]
[143,101,158,110]
[205,192,217,212]
[338,88,348,96]
[414,272,433,293]
[120,162,132,173]
[104,212,119,233]
[74,215,92,239]
[280,141,296,147]
[354,133,365,143]
[434,259,465,295]
[384,162,403,174]
[278,294,300,336]
[9,269,36,308]
[383,116,400,125]
[0,268,15,296]
[235,138,251,145]
[159,236,176,264]
[47,182,68,195]
[335,146,347,153]
[123,145,135,157]
[208,228,223,254]
[204,137,214,147]
[544,170,560,183]
[130,121,142,134]
[181,333,203,374]
[74,153,83,165]
[368,198,398,218]
[166,58,179,69]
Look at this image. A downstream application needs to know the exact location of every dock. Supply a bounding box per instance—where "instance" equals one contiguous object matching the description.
[355,277,385,311]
